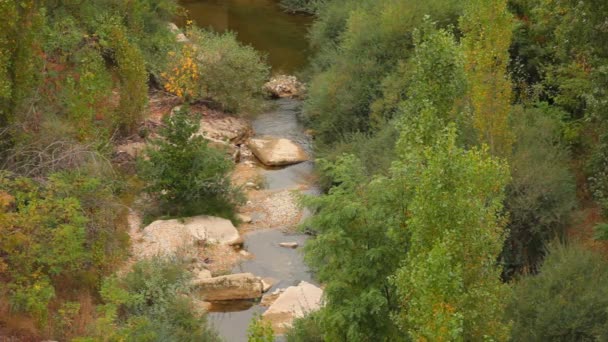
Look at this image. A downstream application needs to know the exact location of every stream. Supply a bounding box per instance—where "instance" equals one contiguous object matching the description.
[177,2,317,340]
[207,99,318,341]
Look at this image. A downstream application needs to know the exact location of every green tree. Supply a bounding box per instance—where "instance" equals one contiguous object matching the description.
[508,242,608,341]
[502,104,577,277]
[460,0,514,156]
[393,127,510,341]
[302,154,408,341]
[138,107,239,218]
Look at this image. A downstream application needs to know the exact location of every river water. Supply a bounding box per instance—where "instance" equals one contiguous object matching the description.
[178,0,313,74]
[177,3,316,339]
[207,99,317,341]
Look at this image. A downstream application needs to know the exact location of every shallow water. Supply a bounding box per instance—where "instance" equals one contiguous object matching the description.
[178,0,313,74]
[207,99,317,341]
[253,99,314,190]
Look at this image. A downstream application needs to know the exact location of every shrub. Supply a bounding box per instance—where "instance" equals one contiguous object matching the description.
[285,312,325,342]
[163,28,270,113]
[81,258,220,342]
[138,106,241,218]
[0,171,127,323]
[247,314,274,342]
[508,243,608,341]
[502,104,577,277]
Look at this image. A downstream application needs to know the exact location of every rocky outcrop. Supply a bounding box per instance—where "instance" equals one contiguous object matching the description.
[195,273,263,301]
[137,215,242,258]
[168,22,189,43]
[264,75,305,98]
[198,115,252,145]
[263,281,323,334]
[248,137,308,166]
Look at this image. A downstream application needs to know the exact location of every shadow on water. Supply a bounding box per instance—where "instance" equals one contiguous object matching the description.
[178,0,313,74]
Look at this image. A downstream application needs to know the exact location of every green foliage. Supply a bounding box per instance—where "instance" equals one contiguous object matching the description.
[0,0,43,127]
[302,154,409,341]
[280,0,324,14]
[110,26,149,135]
[247,314,274,342]
[1,0,179,142]
[138,106,240,218]
[503,104,577,276]
[393,127,511,341]
[172,28,270,113]
[588,133,608,214]
[285,312,325,342]
[304,0,464,146]
[593,223,608,241]
[84,258,220,342]
[460,0,514,156]
[508,243,608,341]
[0,171,127,323]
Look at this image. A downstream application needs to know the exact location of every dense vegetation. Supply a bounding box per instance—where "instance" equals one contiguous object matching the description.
[1,0,608,340]
[289,0,608,340]
[0,0,267,339]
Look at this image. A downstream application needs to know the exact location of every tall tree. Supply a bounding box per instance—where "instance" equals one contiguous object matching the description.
[391,24,511,341]
[393,126,511,341]
[460,0,514,156]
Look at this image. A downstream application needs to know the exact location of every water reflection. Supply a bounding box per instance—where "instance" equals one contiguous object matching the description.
[178,0,313,73]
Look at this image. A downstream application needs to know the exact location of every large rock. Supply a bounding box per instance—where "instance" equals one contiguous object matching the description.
[248,137,308,166]
[263,281,323,334]
[195,273,263,301]
[264,75,305,98]
[138,215,242,258]
[199,115,252,145]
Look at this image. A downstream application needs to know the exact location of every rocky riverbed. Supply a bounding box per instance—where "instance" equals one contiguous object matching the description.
[122,94,322,341]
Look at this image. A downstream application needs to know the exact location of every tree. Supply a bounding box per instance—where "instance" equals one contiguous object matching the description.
[460,0,514,156]
[302,155,409,341]
[502,104,576,277]
[393,125,511,341]
[508,243,608,341]
[138,107,239,218]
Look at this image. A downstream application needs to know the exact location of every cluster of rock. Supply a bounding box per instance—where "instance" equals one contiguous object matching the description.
[264,75,305,98]
[136,215,243,259]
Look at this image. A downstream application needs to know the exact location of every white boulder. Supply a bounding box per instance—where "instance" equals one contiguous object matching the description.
[248,137,308,166]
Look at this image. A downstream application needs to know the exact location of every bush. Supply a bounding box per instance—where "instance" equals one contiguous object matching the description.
[0,171,127,324]
[502,104,577,277]
[303,0,464,145]
[508,243,608,341]
[82,258,220,342]
[138,106,241,218]
[285,312,325,342]
[588,133,608,215]
[163,28,270,113]
[280,0,322,14]
[247,314,274,342]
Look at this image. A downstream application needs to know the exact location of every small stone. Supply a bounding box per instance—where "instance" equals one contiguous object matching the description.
[239,250,252,258]
[192,268,212,281]
[237,213,253,224]
[261,277,275,292]
[245,182,257,189]
[279,242,299,249]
